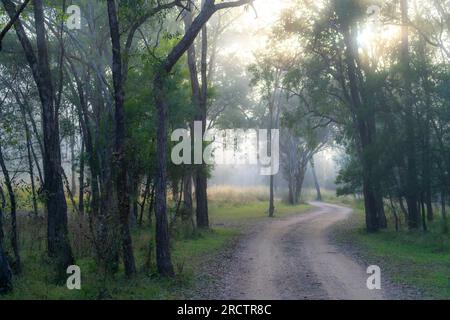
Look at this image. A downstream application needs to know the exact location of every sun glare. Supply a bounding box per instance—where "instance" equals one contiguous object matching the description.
[219,0,293,63]
[357,21,402,64]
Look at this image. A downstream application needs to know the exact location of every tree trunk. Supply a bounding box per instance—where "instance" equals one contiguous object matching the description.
[398,196,408,223]
[154,75,175,277]
[139,176,151,226]
[2,0,75,278]
[376,195,387,229]
[418,39,434,223]
[421,198,427,232]
[441,191,448,234]
[310,158,322,201]
[401,0,421,230]
[22,108,38,216]
[0,246,11,293]
[183,172,193,214]
[294,170,306,204]
[268,93,275,216]
[389,195,399,232]
[195,171,209,227]
[151,0,254,276]
[0,181,12,294]
[269,175,275,216]
[196,17,210,228]
[148,183,155,228]
[0,241,12,294]
[0,187,5,244]
[35,0,74,275]
[10,87,42,211]
[0,144,21,274]
[70,131,77,194]
[107,0,136,276]
[338,12,379,232]
[68,61,99,219]
[288,178,295,205]
[78,138,85,216]
[183,9,210,229]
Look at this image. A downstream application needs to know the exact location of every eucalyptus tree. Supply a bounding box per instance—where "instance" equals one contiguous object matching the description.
[181,3,241,228]
[0,100,12,294]
[0,141,20,274]
[152,0,255,276]
[1,0,74,278]
[0,235,12,294]
[273,0,450,233]
[59,0,185,276]
[272,0,390,231]
[248,51,285,216]
[280,96,329,205]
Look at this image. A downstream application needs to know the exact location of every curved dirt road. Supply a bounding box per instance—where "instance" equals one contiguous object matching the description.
[215,202,386,300]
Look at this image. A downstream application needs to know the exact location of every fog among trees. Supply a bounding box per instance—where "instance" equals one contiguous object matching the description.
[0,0,449,299]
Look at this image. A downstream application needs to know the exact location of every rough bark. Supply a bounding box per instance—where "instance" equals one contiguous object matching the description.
[0,249,11,294]
[78,138,85,216]
[196,11,210,228]
[0,144,21,274]
[268,93,275,216]
[401,0,421,230]
[139,176,151,226]
[183,7,209,228]
[0,242,12,294]
[153,0,255,276]
[338,11,379,232]
[19,102,38,216]
[70,132,77,194]
[310,158,322,201]
[107,0,136,276]
[148,183,155,227]
[2,0,75,278]
[418,40,434,222]
[441,191,448,234]
[183,173,193,214]
[195,172,209,227]
[154,76,175,277]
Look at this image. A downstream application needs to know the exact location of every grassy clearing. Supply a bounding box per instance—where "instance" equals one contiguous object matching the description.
[209,186,311,228]
[1,186,310,300]
[208,185,269,206]
[333,198,450,299]
[210,201,310,226]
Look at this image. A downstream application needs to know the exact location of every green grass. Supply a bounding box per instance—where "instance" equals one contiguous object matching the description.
[210,201,311,226]
[334,198,450,299]
[1,192,310,300]
[3,227,239,300]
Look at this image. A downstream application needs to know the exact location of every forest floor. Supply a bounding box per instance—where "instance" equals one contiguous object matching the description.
[192,202,430,300]
[2,196,446,299]
[0,199,310,300]
[331,200,449,300]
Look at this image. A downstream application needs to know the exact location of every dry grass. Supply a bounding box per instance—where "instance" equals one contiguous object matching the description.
[208,185,269,206]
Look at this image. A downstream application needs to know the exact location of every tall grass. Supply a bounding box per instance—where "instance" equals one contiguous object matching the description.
[208,185,269,206]
[1,185,311,299]
[331,195,450,299]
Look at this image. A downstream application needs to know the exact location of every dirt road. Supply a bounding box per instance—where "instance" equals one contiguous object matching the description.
[211,202,389,300]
